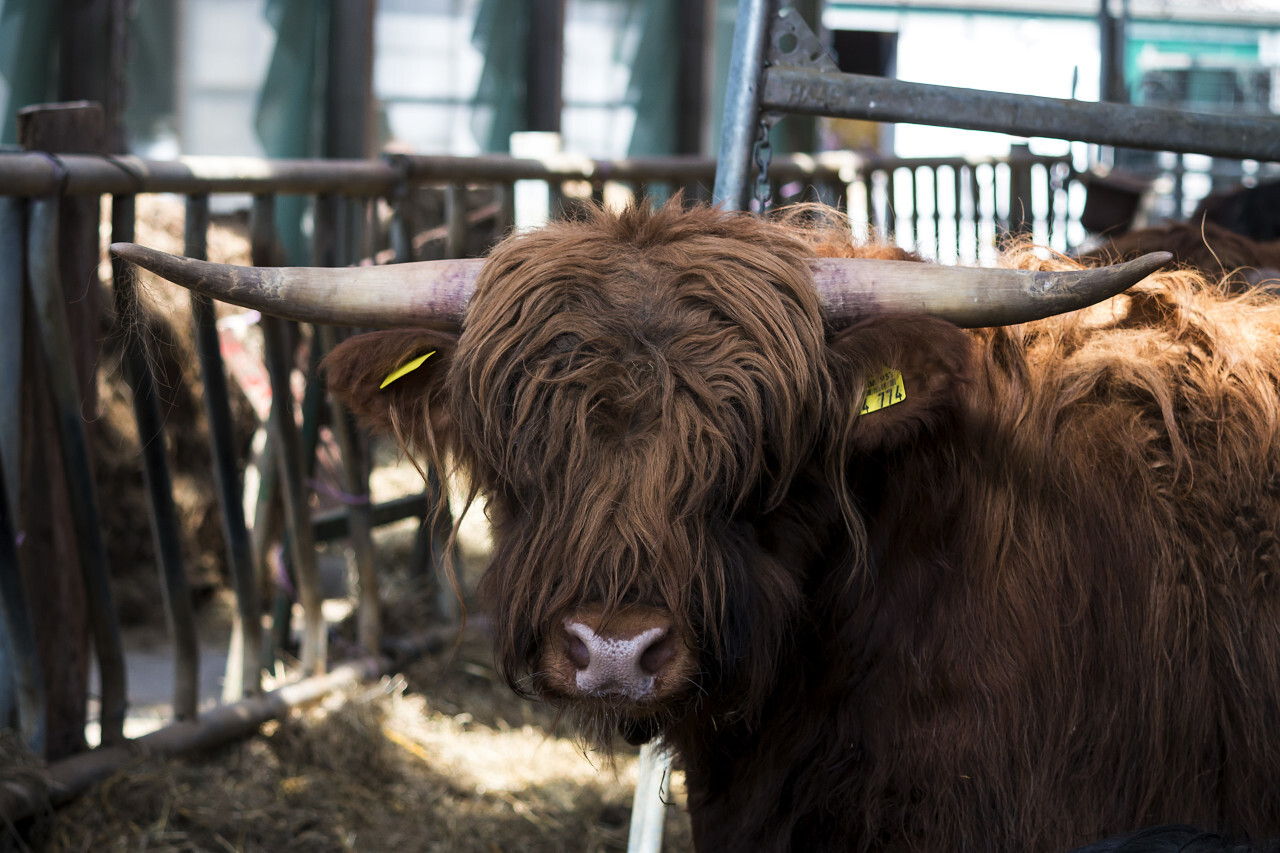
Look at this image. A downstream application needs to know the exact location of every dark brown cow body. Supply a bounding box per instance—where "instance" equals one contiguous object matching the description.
[1083,220,1280,292]
[322,202,1280,852]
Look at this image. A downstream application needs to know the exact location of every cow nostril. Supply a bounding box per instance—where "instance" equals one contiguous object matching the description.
[566,634,591,670]
[638,632,675,676]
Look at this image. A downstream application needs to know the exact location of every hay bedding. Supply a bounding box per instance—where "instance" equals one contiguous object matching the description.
[19,621,693,852]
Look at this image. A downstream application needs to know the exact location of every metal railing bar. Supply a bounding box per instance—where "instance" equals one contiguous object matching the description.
[253,194,325,676]
[928,166,943,259]
[908,166,921,251]
[884,168,897,240]
[0,151,1079,229]
[0,452,47,754]
[26,195,127,746]
[311,493,432,541]
[445,184,468,261]
[389,190,414,264]
[970,166,984,260]
[0,154,399,197]
[498,182,517,234]
[418,153,716,184]
[184,194,263,701]
[415,467,459,621]
[109,194,200,722]
[711,0,775,210]
[317,325,379,653]
[0,197,24,519]
[763,67,1280,163]
[314,193,380,654]
[952,166,964,259]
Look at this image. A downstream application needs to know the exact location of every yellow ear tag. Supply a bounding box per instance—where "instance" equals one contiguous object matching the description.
[379,351,436,389]
[859,367,907,415]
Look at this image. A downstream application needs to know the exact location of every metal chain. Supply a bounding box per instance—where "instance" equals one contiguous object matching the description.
[752,117,774,215]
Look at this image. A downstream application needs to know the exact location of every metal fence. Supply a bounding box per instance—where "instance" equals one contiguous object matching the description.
[0,141,1074,819]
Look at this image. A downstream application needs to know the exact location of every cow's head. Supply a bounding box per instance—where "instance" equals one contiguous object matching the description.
[112,200,1168,747]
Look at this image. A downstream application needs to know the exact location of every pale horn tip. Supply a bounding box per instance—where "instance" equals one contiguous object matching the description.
[1126,251,1174,276]
[110,242,163,266]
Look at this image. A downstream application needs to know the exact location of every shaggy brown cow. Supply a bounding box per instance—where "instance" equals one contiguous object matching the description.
[1083,220,1280,293]
[113,201,1280,852]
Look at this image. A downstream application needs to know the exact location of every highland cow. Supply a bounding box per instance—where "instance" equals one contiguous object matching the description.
[113,201,1280,852]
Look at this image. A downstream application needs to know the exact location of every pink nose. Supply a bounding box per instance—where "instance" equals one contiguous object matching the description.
[560,616,678,700]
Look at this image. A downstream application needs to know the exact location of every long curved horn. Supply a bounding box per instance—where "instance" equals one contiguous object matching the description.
[110,243,481,327]
[810,252,1172,328]
[113,242,1171,330]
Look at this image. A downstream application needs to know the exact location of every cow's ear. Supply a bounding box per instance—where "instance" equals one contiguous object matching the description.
[827,315,972,453]
[322,328,458,455]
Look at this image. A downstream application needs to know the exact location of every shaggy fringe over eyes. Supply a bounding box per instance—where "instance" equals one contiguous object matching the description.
[448,197,837,702]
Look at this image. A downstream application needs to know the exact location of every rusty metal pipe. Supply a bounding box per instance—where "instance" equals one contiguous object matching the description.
[764,67,1280,162]
[184,194,264,700]
[110,194,200,722]
[251,195,325,677]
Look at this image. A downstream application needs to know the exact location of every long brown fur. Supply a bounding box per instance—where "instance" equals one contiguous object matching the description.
[324,199,1280,852]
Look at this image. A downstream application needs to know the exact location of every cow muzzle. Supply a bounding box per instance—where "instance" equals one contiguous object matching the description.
[541,605,698,709]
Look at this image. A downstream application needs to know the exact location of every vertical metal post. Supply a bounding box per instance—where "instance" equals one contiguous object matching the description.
[325,0,376,161]
[185,194,263,700]
[27,196,127,747]
[1007,144,1034,238]
[885,168,898,240]
[953,166,965,260]
[317,323,380,652]
[929,167,943,258]
[713,0,776,210]
[390,187,419,264]
[969,166,983,260]
[0,197,24,526]
[314,194,380,654]
[253,194,326,676]
[497,183,517,235]
[908,166,921,249]
[676,0,716,156]
[110,194,200,721]
[0,451,46,754]
[0,196,23,737]
[445,184,468,261]
[628,743,672,853]
[1045,166,1060,247]
[527,0,566,134]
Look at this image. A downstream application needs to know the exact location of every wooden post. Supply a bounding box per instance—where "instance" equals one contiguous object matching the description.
[16,102,117,758]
